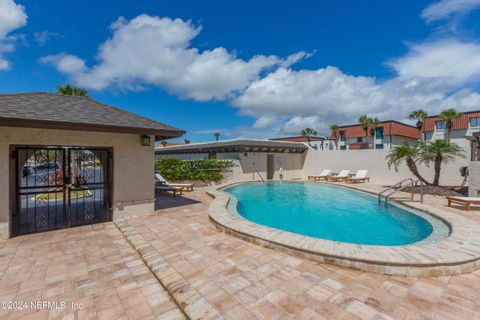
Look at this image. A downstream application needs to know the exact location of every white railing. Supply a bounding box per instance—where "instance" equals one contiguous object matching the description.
[378,178,424,204]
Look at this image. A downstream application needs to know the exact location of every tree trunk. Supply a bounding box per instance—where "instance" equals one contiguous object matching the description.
[406,159,431,185]
[446,120,452,143]
[432,156,442,186]
[364,129,369,149]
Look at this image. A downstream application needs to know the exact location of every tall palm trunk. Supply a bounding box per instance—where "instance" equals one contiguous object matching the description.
[446,120,452,143]
[432,156,442,186]
[406,158,431,185]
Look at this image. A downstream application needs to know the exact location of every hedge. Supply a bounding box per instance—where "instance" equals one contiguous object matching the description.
[155,158,234,182]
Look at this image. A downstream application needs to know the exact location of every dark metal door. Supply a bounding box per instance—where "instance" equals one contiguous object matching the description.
[12,146,112,236]
[267,154,275,179]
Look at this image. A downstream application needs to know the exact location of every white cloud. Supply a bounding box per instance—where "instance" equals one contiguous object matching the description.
[34,31,58,46]
[43,14,307,101]
[233,66,385,125]
[252,116,277,129]
[41,13,480,138]
[389,39,480,82]
[233,61,480,135]
[422,0,480,22]
[0,0,27,70]
[282,116,323,134]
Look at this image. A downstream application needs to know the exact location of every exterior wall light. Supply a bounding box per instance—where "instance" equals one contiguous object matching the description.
[141,135,151,146]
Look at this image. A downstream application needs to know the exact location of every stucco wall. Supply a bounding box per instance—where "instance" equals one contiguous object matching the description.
[0,126,155,238]
[230,152,305,181]
[469,161,480,196]
[157,152,306,181]
[303,149,468,186]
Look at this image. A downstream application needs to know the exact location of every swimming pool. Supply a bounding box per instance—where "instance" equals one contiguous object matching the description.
[224,182,447,246]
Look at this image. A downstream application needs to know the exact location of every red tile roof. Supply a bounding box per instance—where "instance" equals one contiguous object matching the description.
[424,111,480,132]
[333,121,420,139]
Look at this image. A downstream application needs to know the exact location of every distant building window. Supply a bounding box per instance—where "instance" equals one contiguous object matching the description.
[375,127,384,139]
[339,131,346,141]
[375,143,384,149]
[470,117,480,128]
[340,145,346,150]
[356,137,363,143]
[435,121,446,130]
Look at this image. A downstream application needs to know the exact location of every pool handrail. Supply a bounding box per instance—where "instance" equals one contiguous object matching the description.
[378,178,425,204]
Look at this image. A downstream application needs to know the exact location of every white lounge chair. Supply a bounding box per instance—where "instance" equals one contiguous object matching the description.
[155,185,183,197]
[155,173,194,191]
[446,196,480,211]
[346,170,369,183]
[328,170,350,182]
[308,169,331,181]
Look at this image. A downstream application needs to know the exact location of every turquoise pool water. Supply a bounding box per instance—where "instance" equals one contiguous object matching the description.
[224,182,434,246]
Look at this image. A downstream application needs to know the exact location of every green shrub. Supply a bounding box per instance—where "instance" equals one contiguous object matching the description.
[155,158,233,182]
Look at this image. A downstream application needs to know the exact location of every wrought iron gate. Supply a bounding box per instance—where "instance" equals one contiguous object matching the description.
[12,146,112,236]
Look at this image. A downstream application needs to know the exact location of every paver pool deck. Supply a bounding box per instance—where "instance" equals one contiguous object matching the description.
[0,223,185,320]
[1,183,480,319]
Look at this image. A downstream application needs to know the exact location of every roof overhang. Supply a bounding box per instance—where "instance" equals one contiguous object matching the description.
[0,117,185,140]
[156,139,308,154]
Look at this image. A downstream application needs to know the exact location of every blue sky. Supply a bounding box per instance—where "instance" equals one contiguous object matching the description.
[1,0,480,142]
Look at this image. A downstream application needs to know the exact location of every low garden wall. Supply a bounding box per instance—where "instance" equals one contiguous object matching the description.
[303,149,468,186]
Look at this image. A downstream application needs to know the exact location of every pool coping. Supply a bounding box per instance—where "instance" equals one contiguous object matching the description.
[207,180,480,277]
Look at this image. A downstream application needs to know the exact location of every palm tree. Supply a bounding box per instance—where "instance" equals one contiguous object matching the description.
[56,84,89,97]
[419,140,465,186]
[408,109,428,141]
[368,117,380,149]
[213,132,221,141]
[358,115,370,148]
[301,128,317,146]
[439,108,463,143]
[386,142,430,185]
[330,124,339,150]
[184,139,191,144]
[160,141,167,147]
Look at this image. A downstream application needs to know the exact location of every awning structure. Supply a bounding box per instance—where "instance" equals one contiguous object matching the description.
[155,139,308,155]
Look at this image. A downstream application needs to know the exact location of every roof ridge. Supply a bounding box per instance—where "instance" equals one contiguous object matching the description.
[0,91,183,131]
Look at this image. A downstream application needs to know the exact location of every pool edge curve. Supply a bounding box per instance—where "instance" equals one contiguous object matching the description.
[207,180,480,277]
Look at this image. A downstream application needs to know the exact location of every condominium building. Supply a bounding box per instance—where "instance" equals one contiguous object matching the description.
[423,110,480,150]
[270,136,336,151]
[334,121,420,150]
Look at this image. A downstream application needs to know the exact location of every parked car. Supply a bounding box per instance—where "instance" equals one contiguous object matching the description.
[35,162,59,170]
[22,165,33,177]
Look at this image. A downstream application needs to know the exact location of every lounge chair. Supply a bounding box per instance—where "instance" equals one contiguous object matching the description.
[308,169,331,181]
[155,173,194,191]
[328,170,350,182]
[346,170,369,183]
[155,185,183,197]
[446,196,480,211]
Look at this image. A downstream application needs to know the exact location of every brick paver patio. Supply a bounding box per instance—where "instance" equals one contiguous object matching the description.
[2,185,480,319]
[123,188,480,320]
[0,223,185,320]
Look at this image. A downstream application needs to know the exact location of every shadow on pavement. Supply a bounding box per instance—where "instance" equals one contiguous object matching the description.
[154,193,201,210]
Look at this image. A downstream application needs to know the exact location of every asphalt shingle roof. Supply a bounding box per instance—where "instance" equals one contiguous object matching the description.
[0,92,185,138]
